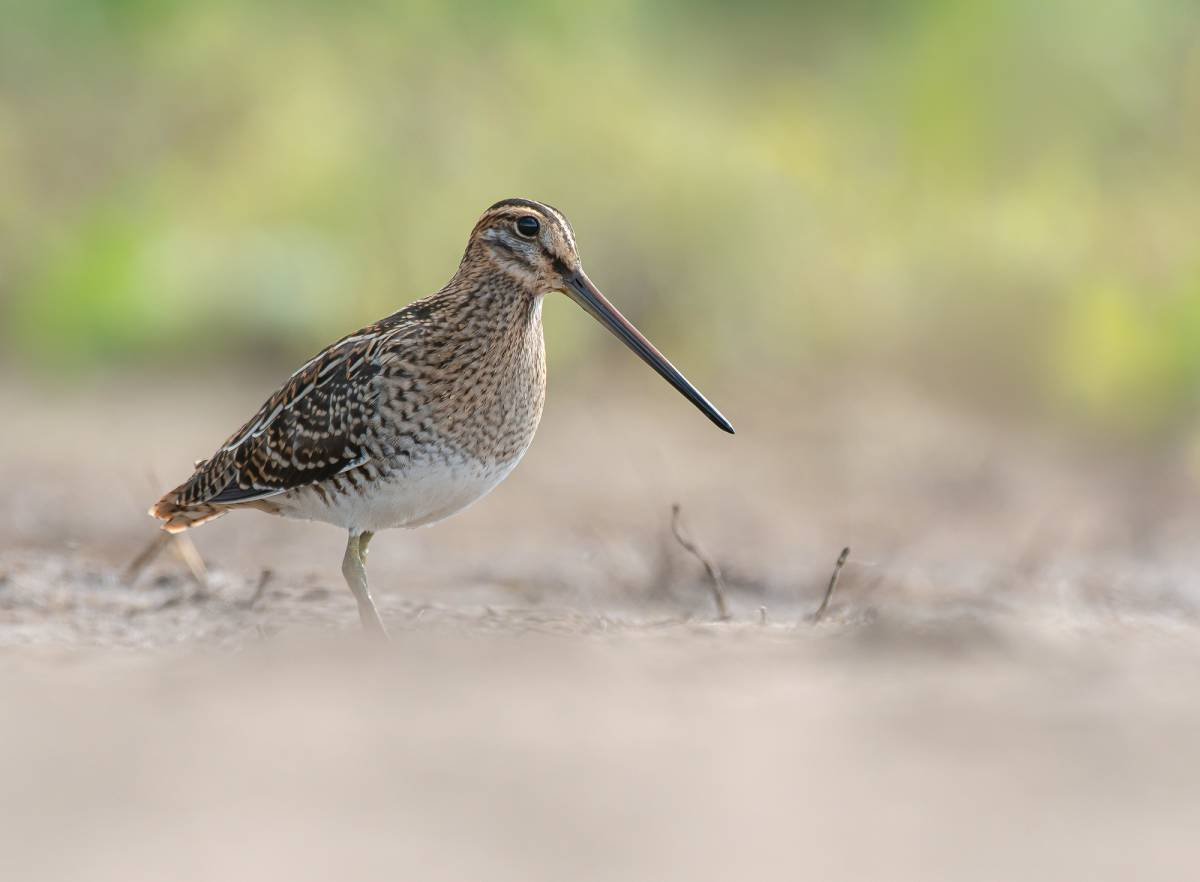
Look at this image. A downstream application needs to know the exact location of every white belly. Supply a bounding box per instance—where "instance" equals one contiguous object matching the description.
[274,453,523,532]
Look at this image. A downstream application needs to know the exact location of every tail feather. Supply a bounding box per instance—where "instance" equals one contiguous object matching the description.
[149,492,229,534]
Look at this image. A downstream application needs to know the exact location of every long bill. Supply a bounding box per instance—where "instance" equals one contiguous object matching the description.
[562,269,735,434]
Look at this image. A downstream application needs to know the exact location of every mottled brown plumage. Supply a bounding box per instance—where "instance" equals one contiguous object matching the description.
[151,198,732,636]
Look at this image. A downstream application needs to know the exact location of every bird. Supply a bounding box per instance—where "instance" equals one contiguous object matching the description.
[150,198,733,637]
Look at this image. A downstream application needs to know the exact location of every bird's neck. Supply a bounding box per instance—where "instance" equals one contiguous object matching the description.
[440,253,544,333]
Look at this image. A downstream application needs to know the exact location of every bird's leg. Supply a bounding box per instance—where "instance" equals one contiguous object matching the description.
[341,530,389,639]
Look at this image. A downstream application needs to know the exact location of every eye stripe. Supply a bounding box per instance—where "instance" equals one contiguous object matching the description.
[539,204,575,250]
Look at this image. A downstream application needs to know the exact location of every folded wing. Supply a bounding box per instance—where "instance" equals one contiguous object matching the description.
[167,333,385,510]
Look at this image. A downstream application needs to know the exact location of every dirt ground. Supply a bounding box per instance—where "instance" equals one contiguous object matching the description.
[3,369,1200,880]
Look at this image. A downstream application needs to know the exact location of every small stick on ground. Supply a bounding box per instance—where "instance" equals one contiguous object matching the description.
[171,533,210,593]
[125,467,175,586]
[670,503,730,621]
[125,532,170,584]
[241,569,273,609]
[812,546,851,623]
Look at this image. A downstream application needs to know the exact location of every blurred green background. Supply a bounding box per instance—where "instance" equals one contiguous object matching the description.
[2,0,1199,435]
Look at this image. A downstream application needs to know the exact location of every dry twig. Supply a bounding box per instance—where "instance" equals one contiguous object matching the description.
[670,503,730,621]
[170,533,210,593]
[126,468,174,586]
[241,569,274,609]
[812,546,851,623]
[125,532,170,584]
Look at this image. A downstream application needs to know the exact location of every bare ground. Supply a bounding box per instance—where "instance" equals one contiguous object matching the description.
[2,370,1200,880]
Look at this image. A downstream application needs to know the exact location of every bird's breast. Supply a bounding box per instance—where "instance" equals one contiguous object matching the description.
[410,306,547,465]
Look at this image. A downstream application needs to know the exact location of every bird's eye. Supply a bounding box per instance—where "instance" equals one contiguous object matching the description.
[515,216,540,238]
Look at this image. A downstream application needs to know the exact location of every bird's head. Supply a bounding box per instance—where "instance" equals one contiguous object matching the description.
[463,197,734,435]
[467,197,581,293]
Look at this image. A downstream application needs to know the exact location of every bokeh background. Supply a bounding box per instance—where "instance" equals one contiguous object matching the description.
[4,5,1200,881]
[4,0,1200,438]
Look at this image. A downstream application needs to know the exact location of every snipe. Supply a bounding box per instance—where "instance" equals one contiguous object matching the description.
[151,198,733,636]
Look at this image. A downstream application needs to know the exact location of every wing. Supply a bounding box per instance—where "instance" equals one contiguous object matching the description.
[173,331,388,507]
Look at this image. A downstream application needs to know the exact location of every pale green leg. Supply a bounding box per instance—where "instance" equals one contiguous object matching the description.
[341,530,389,639]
